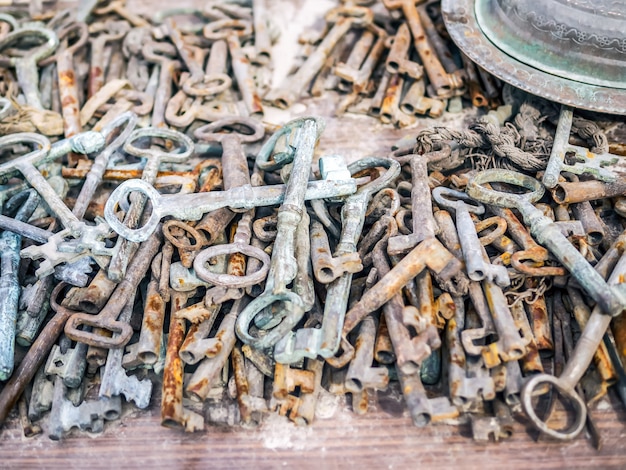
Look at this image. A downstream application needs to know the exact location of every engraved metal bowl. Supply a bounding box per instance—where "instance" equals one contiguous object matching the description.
[442,0,626,114]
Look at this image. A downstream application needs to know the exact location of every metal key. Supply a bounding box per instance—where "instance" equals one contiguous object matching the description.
[433,187,510,287]
[105,163,357,244]
[467,169,626,316]
[64,230,161,349]
[235,118,327,349]
[107,126,193,282]
[274,157,400,364]
[522,249,626,440]
[99,293,152,409]
[543,105,620,189]
[0,26,58,110]
[48,376,121,440]
[0,189,39,380]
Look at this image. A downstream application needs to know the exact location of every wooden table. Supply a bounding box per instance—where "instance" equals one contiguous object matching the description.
[1,0,626,467]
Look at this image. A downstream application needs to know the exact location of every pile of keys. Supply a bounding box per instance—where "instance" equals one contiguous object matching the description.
[0,0,625,449]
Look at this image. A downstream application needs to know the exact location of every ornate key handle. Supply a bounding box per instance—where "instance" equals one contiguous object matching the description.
[467,169,626,317]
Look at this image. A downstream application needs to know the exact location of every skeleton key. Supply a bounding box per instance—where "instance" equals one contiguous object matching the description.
[0,26,58,110]
[267,5,373,108]
[185,299,243,402]
[470,399,515,443]
[64,230,161,349]
[48,376,121,440]
[232,345,267,425]
[385,22,423,79]
[161,291,204,432]
[382,0,463,97]
[104,165,356,245]
[107,127,193,282]
[0,190,38,380]
[100,293,152,409]
[489,205,565,277]
[543,105,620,189]
[142,40,181,128]
[345,314,389,394]
[522,248,626,441]
[446,295,495,409]
[271,358,323,426]
[233,125,325,351]
[165,41,234,127]
[309,218,361,284]
[468,169,626,316]
[87,20,130,98]
[274,157,400,364]
[397,365,459,427]
[165,17,229,97]
[44,341,87,390]
[433,187,509,287]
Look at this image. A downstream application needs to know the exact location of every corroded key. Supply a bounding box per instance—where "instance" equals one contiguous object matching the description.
[345,314,389,394]
[433,187,509,287]
[543,105,619,189]
[274,157,400,364]
[0,26,58,110]
[107,127,193,282]
[48,376,121,440]
[99,293,152,409]
[64,230,162,349]
[0,189,39,380]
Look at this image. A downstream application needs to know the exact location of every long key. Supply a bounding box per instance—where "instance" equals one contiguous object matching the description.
[107,127,193,282]
[105,162,357,244]
[274,157,400,363]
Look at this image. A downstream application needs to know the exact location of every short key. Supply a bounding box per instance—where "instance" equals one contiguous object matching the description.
[433,187,510,287]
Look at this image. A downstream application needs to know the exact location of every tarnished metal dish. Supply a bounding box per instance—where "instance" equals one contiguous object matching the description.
[442,0,626,114]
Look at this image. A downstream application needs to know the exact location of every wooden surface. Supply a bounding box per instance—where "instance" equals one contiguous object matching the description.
[1,0,626,468]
